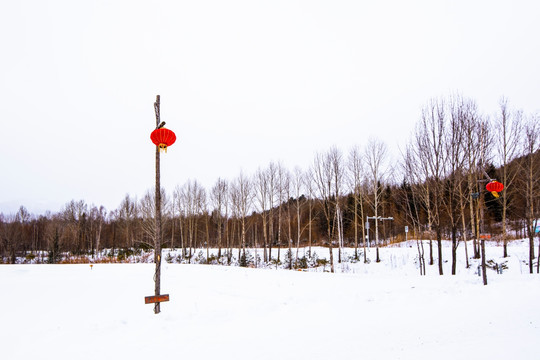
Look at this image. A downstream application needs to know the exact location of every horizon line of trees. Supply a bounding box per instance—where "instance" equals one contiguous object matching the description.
[1,95,539,274]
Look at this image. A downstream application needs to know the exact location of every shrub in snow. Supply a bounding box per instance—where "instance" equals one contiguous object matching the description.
[239,251,254,267]
[207,254,220,265]
[239,252,247,267]
[255,253,262,267]
[25,253,36,263]
[270,257,281,268]
[226,251,234,266]
[174,254,185,264]
[307,251,319,268]
[117,248,134,262]
[193,251,206,264]
[284,249,293,269]
[316,258,329,271]
[296,256,308,269]
[348,251,363,263]
[486,259,508,273]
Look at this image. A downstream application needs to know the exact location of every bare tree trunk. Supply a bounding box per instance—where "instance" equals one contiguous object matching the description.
[277,204,281,264]
[354,193,358,259]
[205,213,210,263]
[308,199,312,257]
[268,211,273,262]
[481,238,487,285]
[295,190,301,267]
[95,219,102,259]
[227,219,232,265]
[451,228,457,275]
[262,215,268,263]
[537,234,540,274]
[471,191,480,259]
[254,223,258,268]
[428,233,433,265]
[170,214,175,249]
[521,117,539,274]
[180,216,185,258]
[437,229,443,275]
[416,239,425,275]
[328,224,334,273]
[461,209,470,269]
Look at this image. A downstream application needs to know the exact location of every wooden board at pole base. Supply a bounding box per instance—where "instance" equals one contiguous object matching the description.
[145,294,169,304]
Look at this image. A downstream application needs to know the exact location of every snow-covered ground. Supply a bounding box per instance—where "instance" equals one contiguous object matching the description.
[1,240,539,360]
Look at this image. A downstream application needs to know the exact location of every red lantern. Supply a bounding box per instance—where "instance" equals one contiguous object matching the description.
[486,181,504,198]
[486,181,504,193]
[150,128,176,152]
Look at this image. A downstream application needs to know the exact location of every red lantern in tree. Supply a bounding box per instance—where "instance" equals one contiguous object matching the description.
[486,180,504,198]
[150,128,176,152]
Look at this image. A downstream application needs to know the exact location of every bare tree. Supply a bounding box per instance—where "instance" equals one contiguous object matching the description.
[139,190,156,247]
[118,194,137,249]
[90,205,106,258]
[520,115,540,274]
[364,138,389,263]
[282,168,293,269]
[415,98,446,274]
[495,98,523,257]
[461,112,488,260]
[267,162,278,262]
[304,168,316,257]
[401,144,426,275]
[231,172,253,258]
[454,102,483,269]
[329,146,345,263]
[169,191,177,249]
[275,162,288,264]
[443,95,470,275]
[348,145,367,262]
[475,120,493,285]
[61,200,90,255]
[292,166,305,267]
[0,213,20,263]
[198,187,210,262]
[311,150,336,273]
[179,180,205,261]
[139,187,170,249]
[211,178,228,260]
[254,168,269,262]
[173,185,186,257]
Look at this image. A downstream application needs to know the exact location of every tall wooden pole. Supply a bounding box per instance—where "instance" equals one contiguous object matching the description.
[154,95,162,314]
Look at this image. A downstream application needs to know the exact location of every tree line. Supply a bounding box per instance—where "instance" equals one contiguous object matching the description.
[1,95,539,274]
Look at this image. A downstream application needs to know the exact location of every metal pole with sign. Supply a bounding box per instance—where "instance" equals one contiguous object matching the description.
[405,225,408,242]
[365,221,370,248]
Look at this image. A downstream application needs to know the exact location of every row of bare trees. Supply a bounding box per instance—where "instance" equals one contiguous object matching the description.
[402,95,539,276]
[1,95,539,274]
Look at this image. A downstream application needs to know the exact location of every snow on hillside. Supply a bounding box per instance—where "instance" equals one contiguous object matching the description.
[1,240,539,360]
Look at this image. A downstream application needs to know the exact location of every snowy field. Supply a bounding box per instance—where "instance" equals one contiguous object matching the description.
[1,240,539,360]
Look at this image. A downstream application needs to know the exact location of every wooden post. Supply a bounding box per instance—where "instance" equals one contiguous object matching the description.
[154,95,162,314]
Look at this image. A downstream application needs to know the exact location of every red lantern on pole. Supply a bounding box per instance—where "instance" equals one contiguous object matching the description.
[150,128,176,152]
[486,181,504,198]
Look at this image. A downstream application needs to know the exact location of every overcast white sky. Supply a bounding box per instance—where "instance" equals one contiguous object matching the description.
[1,0,539,215]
